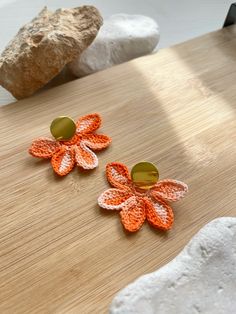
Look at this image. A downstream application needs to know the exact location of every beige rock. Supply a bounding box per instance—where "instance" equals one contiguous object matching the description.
[0,6,102,99]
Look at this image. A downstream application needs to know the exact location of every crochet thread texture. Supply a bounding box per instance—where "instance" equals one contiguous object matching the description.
[98,162,188,232]
[29,113,111,176]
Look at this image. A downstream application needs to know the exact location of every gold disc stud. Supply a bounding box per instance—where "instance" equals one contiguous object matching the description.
[50,116,76,141]
[131,161,159,190]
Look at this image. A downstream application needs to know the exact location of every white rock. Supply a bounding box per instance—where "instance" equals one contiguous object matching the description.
[68,14,160,77]
[110,217,236,314]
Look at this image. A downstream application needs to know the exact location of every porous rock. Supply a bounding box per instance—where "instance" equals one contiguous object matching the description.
[110,217,236,314]
[69,14,160,77]
[0,5,103,99]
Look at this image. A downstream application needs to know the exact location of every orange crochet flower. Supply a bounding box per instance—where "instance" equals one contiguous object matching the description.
[98,162,188,232]
[29,113,111,176]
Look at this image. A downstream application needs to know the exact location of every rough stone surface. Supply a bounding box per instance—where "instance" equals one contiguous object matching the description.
[68,14,159,77]
[110,217,236,314]
[0,6,102,99]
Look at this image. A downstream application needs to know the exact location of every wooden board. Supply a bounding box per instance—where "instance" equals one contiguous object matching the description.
[0,25,236,313]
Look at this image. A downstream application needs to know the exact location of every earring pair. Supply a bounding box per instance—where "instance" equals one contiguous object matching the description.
[29,113,188,232]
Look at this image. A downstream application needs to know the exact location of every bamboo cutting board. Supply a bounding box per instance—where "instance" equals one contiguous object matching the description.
[0,25,236,314]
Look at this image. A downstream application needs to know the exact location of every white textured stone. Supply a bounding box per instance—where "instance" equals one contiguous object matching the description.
[68,14,159,77]
[110,217,236,314]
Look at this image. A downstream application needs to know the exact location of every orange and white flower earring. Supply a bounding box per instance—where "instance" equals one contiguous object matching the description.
[98,162,188,232]
[29,113,111,176]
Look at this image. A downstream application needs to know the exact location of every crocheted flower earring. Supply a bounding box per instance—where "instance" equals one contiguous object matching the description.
[98,162,188,232]
[29,113,111,176]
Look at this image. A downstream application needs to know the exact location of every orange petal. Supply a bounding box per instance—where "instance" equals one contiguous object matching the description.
[98,188,135,210]
[60,134,80,146]
[29,137,60,158]
[106,162,132,190]
[51,147,75,176]
[75,142,98,169]
[146,197,174,230]
[76,113,101,134]
[120,197,146,232]
[82,134,111,150]
[151,179,188,202]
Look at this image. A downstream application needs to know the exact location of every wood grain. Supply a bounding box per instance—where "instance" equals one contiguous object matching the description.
[0,25,236,313]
